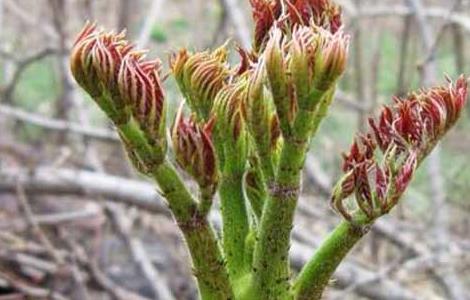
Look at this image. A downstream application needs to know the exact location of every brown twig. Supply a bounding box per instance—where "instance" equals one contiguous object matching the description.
[15,181,64,265]
[0,48,57,102]
[0,104,118,141]
[63,234,152,300]
[418,0,462,69]
[1,164,427,300]
[0,266,69,300]
[107,205,175,300]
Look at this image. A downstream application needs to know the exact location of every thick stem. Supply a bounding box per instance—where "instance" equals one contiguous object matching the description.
[252,140,306,300]
[198,185,216,217]
[252,90,334,299]
[293,220,368,300]
[152,162,233,300]
[219,171,250,281]
[119,119,232,299]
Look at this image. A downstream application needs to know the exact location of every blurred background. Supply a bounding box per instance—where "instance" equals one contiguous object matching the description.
[0,0,469,299]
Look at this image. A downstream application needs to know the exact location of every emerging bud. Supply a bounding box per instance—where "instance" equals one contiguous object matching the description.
[248,0,342,52]
[118,53,166,143]
[249,0,282,52]
[264,25,348,133]
[71,22,168,165]
[245,62,282,178]
[170,45,230,121]
[369,76,468,157]
[286,0,342,33]
[331,76,468,222]
[264,28,297,134]
[172,108,218,191]
[70,22,133,112]
[288,25,349,103]
[289,25,319,104]
[213,78,250,172]
[246,63,280,150]
[214,78,249,140]
[313,28,349,91]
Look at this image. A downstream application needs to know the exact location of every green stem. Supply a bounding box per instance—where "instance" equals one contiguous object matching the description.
[245,155,268,221]
[293,220,368,300]
[252,140,307,300]
[152,161,234,300]
[198,185,215,216]
[219,171,250,281]
[118,118,232,299]
[252,90,334,299]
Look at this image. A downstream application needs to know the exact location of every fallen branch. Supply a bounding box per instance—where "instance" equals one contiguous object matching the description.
[0,167,169,215]
[0,104,118,142]
[0,165,421,299]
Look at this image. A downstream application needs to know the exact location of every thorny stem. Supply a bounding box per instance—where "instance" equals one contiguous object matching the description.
[252,90,335,299]
[119,117,233,299]
[151,161,234,300]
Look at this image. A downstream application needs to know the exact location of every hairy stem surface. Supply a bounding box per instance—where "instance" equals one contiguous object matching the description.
[152,161,233,300]
[219,171,250,281]
[252,140,307,299]
[252,91,333,299]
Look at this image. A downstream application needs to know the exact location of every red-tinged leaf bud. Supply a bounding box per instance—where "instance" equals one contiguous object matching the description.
[70,22,101,97]
[213,79,250,172]
[313,28,349,91]
[70,22,133,112]
[265,28,297,134]
[264,28,287,91]
[170,45,230,121]
[249,0,282,52]
[71,22,168,167]
[214,81,247,140]
[394,152,417,197]
[244,62,282,178]
[246,63,275,150]
[172,109,218,190]
[332,76,467,222]
[330,170,355,221]
[374,163,389,207]
[118,53,166,142]
[288,25,320,105]
[267,24,349,115]
[249,0,342,52]
[369,76,468,158]
[286,0,343,32]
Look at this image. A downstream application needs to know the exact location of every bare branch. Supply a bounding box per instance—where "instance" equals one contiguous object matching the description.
[0,104,118,142]
[0,167,170,215]
[107,206,175,300]
[15,182,64,265]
